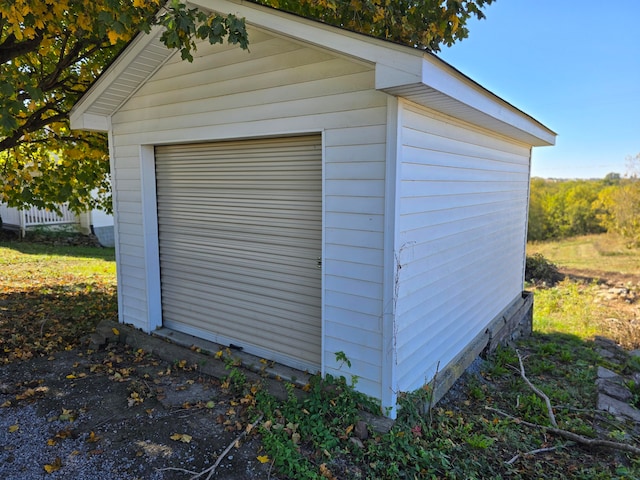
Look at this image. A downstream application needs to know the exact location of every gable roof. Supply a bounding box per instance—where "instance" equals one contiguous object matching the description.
[70,0,555,147]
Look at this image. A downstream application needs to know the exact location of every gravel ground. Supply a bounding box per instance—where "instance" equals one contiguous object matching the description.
[0,345,271,480]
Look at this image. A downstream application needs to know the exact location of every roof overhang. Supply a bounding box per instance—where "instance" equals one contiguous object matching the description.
[71,0,556,147]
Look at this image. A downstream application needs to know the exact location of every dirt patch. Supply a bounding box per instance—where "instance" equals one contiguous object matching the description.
[0,343,272,480]
[560,267,640,287]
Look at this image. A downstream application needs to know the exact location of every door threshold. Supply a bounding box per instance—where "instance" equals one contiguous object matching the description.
[154,327,312,388]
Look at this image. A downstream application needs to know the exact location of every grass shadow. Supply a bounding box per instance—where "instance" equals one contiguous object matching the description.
[0,239,115,261]
[0,284,117,363]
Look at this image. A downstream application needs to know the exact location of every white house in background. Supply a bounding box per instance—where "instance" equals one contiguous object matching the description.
[70,0,555,416]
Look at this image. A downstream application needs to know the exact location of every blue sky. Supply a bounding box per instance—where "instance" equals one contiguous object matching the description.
[438,0,640,179]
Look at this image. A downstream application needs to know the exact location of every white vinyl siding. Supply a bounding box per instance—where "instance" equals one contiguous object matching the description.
[109,27,388,398]
[394,100,531,392]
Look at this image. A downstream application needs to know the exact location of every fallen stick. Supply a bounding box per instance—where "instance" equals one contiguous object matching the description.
[199,413,264,480]
[506,444,569,465]
[486,407,640,456]
[516,349,557,427]
[157,413,264,479]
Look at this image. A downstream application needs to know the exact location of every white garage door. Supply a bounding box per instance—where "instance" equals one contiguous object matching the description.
[155,135,322,370]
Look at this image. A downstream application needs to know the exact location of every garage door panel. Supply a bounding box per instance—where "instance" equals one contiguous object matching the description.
[158,219,321,239]
[155,135,322,369]
[161,282,321,326]
[159,244,321,270]
[159,260,321,297]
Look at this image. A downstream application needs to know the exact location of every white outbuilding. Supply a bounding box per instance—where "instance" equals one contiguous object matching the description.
[71,0,555,416]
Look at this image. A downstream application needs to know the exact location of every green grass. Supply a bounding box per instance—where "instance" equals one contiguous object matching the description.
[527,233,640,274]
[0,242,115,283]
[528,233,640,348]
[533,279,604,339]
[0,240,117,363]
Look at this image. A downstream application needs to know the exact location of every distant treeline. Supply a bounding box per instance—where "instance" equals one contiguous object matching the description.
[528,173,640,246]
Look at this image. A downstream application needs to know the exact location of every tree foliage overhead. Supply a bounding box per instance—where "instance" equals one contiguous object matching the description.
[255,0,495,52]
[0,0,247,214]
[1,0,493,214]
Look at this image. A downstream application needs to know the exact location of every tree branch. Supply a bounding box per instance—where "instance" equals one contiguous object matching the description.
[157,414,264,480]
[506,444,570,465]
[0,110,68,152]
[486,407,640,456]
[516,349,557,427]
[0,32,44,64]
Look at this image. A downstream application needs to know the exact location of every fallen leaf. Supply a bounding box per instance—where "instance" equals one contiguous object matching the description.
[170,433,192,443]
[54,427,73,439]
[257,455,270,463]
[87,431,101,443]
[43,457,62,473]
[112,327,120,336]
[47,439,57,446]
[58,408,75,422]
[8,424,19,433]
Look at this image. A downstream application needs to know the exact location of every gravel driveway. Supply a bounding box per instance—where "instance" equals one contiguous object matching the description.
[0,341,272,480]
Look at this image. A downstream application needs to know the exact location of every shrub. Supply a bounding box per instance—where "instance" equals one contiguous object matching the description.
[525,253,562,285]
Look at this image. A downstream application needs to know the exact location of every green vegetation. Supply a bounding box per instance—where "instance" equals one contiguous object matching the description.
[242,333,639,479]
[528,233,640,274]
[527,234,640,350]
[525,252,562,285]
[528,161,640,247]
[534,279,604,340]
[0,239,116,363]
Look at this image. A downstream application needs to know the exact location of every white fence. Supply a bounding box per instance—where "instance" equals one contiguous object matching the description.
[0,203,78,236]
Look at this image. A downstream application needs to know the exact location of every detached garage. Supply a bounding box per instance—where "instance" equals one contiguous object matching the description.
[71,0,555,416]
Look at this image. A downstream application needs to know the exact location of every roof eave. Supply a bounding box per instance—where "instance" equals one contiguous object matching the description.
[71,0,556,147]
[70,25,170,132]
[375,57,556,147]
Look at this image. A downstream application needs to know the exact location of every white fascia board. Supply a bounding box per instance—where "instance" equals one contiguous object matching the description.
[69,112,110,132]
[375,63,422,91]
[195,0,422,70]
[419,57,556,146]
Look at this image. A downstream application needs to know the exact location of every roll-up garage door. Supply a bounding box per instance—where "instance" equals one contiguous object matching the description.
[155,135,322,370]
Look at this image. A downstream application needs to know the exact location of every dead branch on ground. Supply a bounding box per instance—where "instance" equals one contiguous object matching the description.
[486,407,640,456]
[485,349,640,461]
[515,349,557,427]
[506,444,571,465]
[158,413,264,479]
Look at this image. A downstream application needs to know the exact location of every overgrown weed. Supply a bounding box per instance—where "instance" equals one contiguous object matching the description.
[534,279,605,340]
